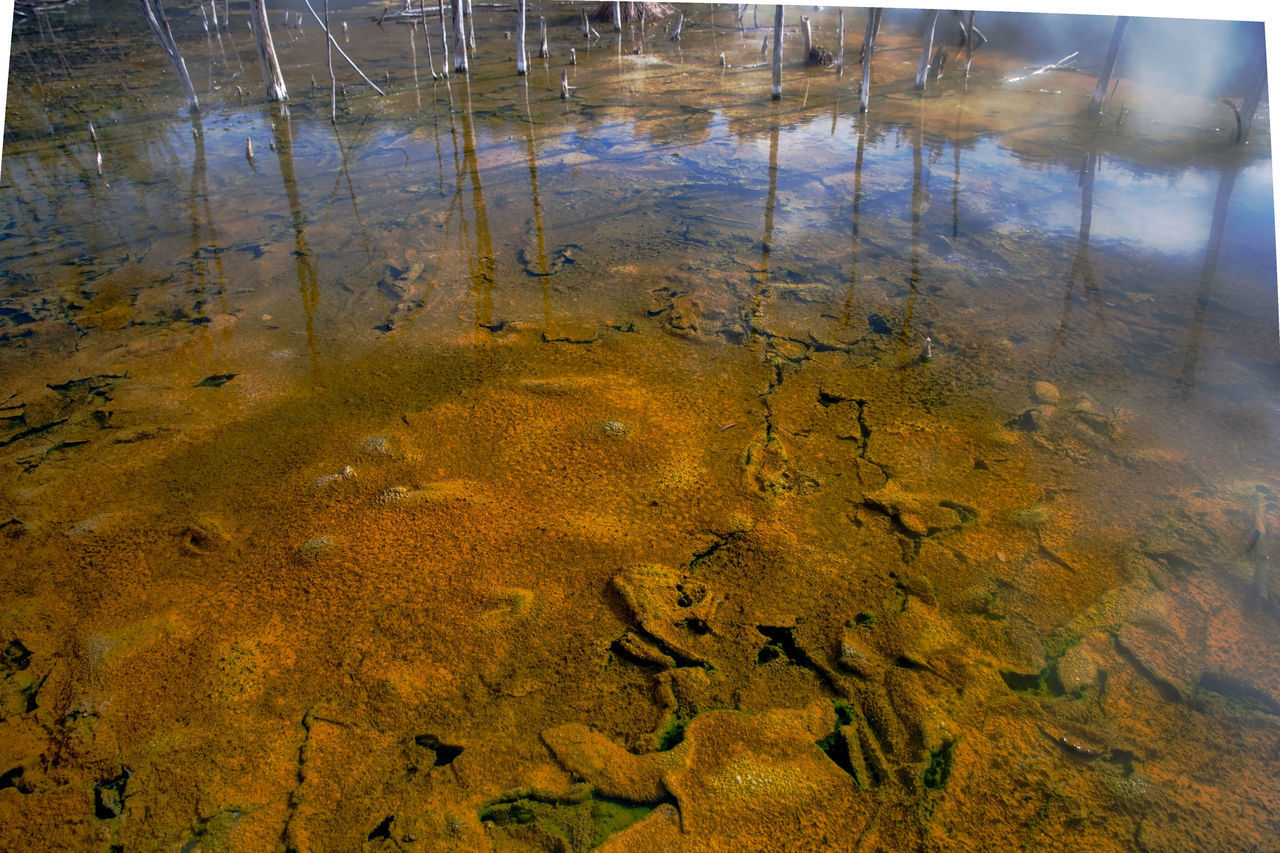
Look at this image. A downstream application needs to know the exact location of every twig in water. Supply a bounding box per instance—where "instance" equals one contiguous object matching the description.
[1005,50,1079,84]
[300,0,388,94]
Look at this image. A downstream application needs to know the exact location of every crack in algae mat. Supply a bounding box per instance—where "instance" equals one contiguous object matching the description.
[1,3,1278,851]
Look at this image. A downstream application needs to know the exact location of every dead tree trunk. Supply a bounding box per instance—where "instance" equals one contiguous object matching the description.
[860,8,882,113]
[249,0,287,101]
[963,11,976,77]
[453,0,468,73]
[516,0,528,74]
[836,9,844,74]
[915,9,939,90]
[770,5,783,100]
[1089,16,1128,116]
[139,0,199,111]
[438,0,451,77]
[324,0,335,121]
[1238,60,1268,143]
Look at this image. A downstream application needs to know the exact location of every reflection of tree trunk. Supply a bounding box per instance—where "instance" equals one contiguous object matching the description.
[1049,147,1104,362]
[329,122,372,260]
[841,126,867,329]
[752,110,782,341]
[1089,17,1127,116]
[270,107,320,372]
[1181,162,1240,391]
[139,0,200,111]
[249,0,288,102]
[900,123,925,360]
[188,117,227,327]
[523,84,551,325]
[458,85,494,332]
[952,136,960,238]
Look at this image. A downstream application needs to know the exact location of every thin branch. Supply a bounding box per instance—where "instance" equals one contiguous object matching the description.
[299,0,388,95]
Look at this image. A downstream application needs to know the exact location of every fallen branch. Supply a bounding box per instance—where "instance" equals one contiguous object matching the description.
[300,0,388,94]
[1004,50,1080,84]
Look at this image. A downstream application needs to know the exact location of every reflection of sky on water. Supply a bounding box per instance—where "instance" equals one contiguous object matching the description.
[693,118,1273,262]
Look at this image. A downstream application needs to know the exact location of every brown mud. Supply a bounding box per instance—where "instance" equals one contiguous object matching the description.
[2,3,1278,851]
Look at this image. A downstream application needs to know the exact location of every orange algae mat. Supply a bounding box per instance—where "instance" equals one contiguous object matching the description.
[1,5,1279,851]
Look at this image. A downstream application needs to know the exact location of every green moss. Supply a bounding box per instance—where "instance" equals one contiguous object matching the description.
[480,787,663,852]
[657,716,687,751]
[816,700,860,782]
[922,740,956,790]
[589,797,655,847]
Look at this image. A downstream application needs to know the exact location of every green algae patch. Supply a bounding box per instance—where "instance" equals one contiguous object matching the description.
[922,740,957,791]
[657,715,687,751]
[479,786,661,851]
[814,699,856,755]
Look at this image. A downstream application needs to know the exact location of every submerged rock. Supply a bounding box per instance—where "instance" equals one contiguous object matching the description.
[1031,381,1061,405]
[610,564,722,667]
[541,724,668,803]
[1056,636,1105,694]
[312,465,355,490]
[359,434,395,456]
[295,536,336,563]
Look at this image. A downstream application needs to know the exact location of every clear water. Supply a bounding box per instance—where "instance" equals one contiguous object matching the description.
[1,4,1277,850]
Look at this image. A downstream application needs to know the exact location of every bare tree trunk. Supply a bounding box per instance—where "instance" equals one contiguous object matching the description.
[516,0,528,75]
[421,0,438,79]
[860,8,881,113]
[1237,60,1267,143]
[836,9,844,74]
[963,11,975,77]
[770,5,783,100]
[612,1,621,33]
[538,16,550,57]
[438,0,451,77]
[139,0,200,112]
[453,0,469,73]
[249,0,288,102]
[324,0,335,121]
[1089,16,1128,116]
[915,9,939,90]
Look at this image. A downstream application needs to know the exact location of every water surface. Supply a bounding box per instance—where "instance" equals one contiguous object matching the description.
[1,4,1278,851]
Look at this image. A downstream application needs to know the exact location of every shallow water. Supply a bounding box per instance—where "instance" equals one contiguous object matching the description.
[2,3,1278,851]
